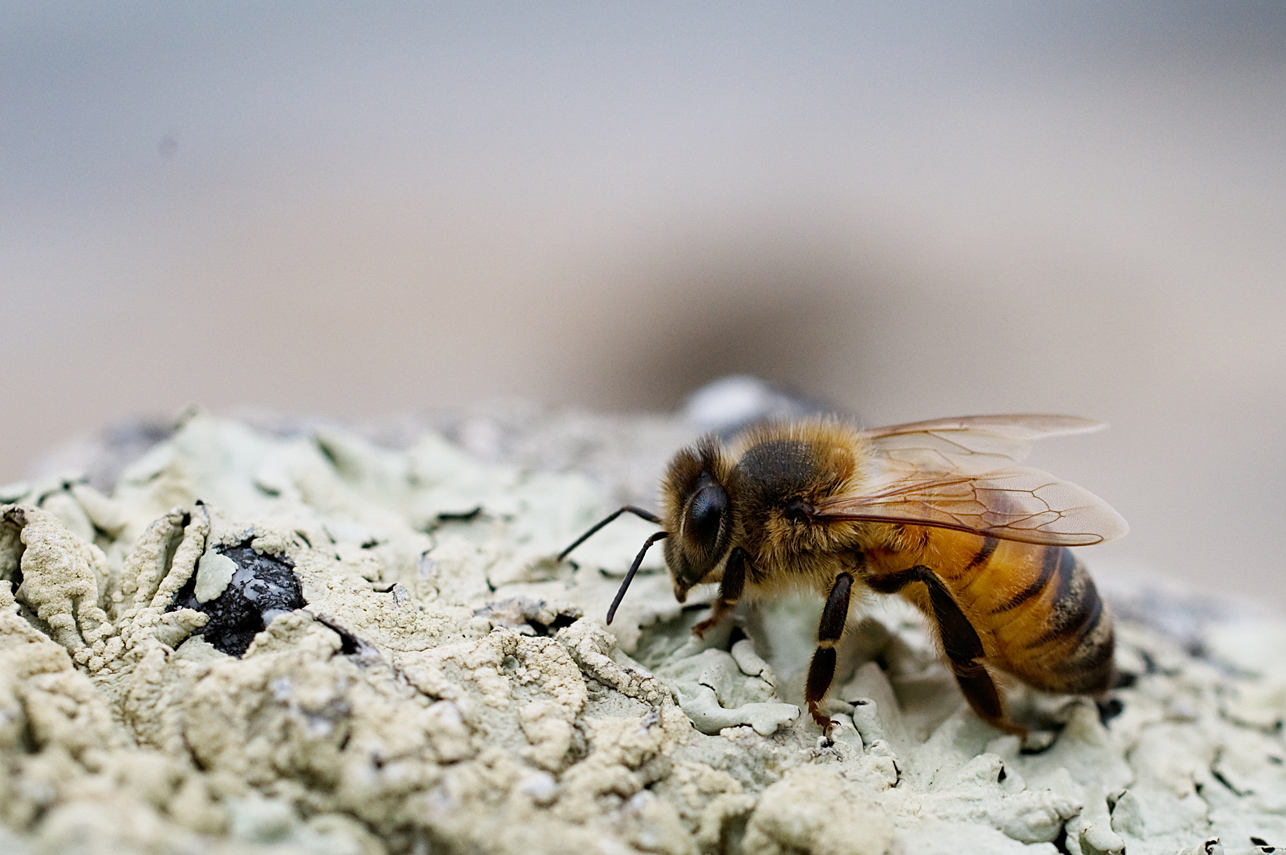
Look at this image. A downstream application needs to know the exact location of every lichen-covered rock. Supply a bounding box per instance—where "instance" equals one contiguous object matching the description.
[742,765,894,855]
[1,408,1285,854]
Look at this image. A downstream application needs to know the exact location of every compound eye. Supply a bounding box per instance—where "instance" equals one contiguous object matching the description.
[684,480,727,555]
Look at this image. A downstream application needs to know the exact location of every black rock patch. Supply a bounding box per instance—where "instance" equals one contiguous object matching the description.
[170,542,305,656]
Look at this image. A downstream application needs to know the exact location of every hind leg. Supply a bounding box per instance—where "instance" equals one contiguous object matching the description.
[867,565,1023,736]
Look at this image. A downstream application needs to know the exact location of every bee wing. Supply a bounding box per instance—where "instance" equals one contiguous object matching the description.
[859,414,1105,475]
[813,463,1128,546]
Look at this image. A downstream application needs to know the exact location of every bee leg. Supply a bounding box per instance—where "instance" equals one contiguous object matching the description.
[951,661,1024,737]
[692,547,748,637]
[867,566,1023,736]
[806,572,854,735]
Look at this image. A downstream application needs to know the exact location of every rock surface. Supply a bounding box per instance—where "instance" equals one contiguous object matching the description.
[0,404,1282,855]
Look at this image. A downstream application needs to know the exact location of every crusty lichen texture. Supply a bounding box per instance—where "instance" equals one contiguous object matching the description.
[0,410,1283,855]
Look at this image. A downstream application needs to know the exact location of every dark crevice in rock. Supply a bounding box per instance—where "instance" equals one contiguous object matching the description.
[474,598,583,637]
[1,508,27,594]
[1051,826,1073,855]
[1211,765,1245,797]
[312,612,382,662]
[435,507,483,523]
[1097,697,1125,726]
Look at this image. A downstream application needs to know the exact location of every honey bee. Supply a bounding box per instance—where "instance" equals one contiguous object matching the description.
[559,415,1126,736]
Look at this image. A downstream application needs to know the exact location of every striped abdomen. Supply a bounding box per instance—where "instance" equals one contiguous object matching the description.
[868,528,1114,695]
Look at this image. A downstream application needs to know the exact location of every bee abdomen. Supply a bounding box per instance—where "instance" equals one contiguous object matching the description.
[1050,612,1114,692]
[1023,542,1105,642]
[1004,546,1114,693]
[1031,552,1104,648]
[990,544,1066,614]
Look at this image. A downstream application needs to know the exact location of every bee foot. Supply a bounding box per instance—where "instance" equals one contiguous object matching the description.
[690,618,716,638]
[810,710,837,737]
[810,732,851,762]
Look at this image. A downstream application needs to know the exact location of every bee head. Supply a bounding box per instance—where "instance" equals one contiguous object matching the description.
[660,437,735,601]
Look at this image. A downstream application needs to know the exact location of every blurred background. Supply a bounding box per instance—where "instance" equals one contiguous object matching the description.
[2,3,1283,606]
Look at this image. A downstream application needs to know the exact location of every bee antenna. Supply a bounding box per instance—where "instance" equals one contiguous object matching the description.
[606,531,668,625]
[557,505,663,562]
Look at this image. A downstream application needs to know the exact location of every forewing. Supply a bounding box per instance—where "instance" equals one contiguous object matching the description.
[814,464,1128,546]
[860,414,1105,475]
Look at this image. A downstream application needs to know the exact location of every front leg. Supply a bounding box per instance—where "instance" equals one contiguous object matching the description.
[805,572,854,734]
[692,547,748,637]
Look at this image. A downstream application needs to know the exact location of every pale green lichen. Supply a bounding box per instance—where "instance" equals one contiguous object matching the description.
[194,552,238,604]
[0,411,1283,855]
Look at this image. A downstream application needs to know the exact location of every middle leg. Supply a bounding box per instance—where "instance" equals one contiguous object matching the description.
[805,571,854,734]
